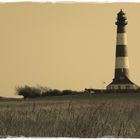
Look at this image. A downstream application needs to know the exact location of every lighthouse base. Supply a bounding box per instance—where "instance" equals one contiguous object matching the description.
[107,77,139,91]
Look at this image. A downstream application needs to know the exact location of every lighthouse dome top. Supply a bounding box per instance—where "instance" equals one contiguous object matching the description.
[116,9,128,26]
[118,9,126,15]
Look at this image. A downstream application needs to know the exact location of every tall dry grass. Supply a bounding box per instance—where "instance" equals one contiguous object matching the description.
[0,94,140,137]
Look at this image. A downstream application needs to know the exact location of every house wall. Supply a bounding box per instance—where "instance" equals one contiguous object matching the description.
[107,84,139,90]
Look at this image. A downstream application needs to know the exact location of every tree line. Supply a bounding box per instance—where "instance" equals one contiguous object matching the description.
[16,85,83,98]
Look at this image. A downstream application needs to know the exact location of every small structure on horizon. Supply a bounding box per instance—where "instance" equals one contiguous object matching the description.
[107,9,139,91]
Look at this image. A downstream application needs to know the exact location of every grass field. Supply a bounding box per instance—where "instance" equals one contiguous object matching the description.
[1,93,140,137]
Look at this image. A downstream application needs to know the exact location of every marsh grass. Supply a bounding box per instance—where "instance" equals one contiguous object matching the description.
[0,93,140,137]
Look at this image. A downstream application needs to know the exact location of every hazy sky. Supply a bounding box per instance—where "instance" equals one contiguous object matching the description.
[0,2,140,97]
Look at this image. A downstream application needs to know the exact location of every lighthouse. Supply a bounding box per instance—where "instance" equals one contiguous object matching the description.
[107,9,139,91]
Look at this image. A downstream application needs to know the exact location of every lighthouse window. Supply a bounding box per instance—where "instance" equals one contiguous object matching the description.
[119,77,124,80]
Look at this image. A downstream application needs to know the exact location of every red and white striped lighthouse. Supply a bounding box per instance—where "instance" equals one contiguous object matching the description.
[107,9,139,90]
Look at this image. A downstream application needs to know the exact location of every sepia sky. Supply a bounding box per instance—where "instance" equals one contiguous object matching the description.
[0,2,140,97]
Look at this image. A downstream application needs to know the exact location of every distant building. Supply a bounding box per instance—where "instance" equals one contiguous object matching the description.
[107,10,139,90]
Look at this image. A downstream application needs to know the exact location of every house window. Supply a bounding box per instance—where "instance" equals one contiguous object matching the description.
[111,86,114,89]
[118,86,121,90]
[126,86,130,89]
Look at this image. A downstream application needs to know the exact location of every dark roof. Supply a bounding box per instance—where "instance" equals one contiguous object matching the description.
[108,76,134,86]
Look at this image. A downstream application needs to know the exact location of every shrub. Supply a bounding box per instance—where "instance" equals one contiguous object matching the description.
[16,85,41,98]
